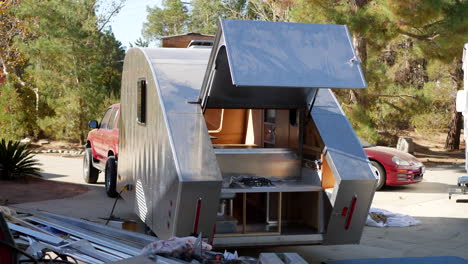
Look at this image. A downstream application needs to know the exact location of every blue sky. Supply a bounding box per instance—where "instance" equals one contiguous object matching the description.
[108,0,162,49]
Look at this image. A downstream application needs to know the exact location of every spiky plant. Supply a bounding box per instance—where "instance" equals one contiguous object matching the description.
[0,139,42,180]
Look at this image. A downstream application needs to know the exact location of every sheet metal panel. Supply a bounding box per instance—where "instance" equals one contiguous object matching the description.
[311,89,375,244]
[213,233,323,247]
[118,48,222,239]
[7,222,65,245]
[199,19,366,109]
[215,148,301,180]
[28,210,158,247]
[221,19,366,89]
[119,48,156,230]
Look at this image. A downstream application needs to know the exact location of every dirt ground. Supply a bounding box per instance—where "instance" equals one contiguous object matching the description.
[405,130,465,166]
[28,140,84,151]
[0,176,89,205]
[1,131,464,205]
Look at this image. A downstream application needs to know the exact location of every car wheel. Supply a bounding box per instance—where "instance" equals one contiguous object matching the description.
[83,148,99,183]
[105,156,118,198]
[371,161,386,191]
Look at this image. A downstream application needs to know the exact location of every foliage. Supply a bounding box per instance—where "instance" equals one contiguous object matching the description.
[0,0,30,82]
[0,82,27,141]
[190,0,226,34]
[0,0,39,138]
[12,0,125,143]
[384,0,468,62]
[0,0,465,147]
[130,37,149,47]
[288,0,467,145]
[138,0,467,146]
[142,0,190,42]
[143,0,253,38]
[0,139,41,180]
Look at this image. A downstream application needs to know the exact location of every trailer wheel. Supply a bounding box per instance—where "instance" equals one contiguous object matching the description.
[105,156,118,198]
[83,148,99,183]
[371,161,386,191]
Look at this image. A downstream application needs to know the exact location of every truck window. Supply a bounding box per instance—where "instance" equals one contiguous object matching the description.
[100,108,113,129]
[137,79,146,124]
[117,110,120,129]
[108,107,118,130]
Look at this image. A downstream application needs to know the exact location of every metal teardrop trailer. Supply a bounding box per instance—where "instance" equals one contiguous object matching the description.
[117,19,376,247]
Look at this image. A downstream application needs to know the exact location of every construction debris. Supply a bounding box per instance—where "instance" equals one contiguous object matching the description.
[0,208,159,263]
[0,207,308,263]
[366,208,421,227]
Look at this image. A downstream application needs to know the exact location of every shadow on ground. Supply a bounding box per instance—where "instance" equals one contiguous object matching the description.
[379,182,458,194]
[413,142,465,167]
[41,172,70,179]
[0,177,91,205]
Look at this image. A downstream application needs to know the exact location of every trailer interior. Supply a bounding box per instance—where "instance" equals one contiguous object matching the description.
[204,108,329,239]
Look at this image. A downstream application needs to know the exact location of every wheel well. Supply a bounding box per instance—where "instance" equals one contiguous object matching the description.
[369,159,385,173]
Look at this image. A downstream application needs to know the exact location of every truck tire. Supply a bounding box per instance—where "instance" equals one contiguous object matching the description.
[371,161,386,191]
[83,148,99,183]
[105,156,118,198]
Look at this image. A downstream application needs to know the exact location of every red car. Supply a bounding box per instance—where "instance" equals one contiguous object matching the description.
[362,140,424,190]
[83,103,120,197]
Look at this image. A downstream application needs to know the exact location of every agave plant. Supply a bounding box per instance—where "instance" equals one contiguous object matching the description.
[0,139,42,180]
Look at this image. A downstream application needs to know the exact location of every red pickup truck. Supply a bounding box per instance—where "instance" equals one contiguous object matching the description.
[83,103,120,197]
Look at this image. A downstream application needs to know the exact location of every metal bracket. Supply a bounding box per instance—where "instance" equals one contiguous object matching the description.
[187,98,201,104]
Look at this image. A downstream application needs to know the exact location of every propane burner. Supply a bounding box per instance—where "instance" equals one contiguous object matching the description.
[229,176,274,188]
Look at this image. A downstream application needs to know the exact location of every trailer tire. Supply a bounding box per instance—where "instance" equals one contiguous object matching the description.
[83,148,99,184]
[105,156,118,198]
[371,161,386,191]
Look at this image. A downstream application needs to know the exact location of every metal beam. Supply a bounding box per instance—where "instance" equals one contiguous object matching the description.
[7,222,64,245]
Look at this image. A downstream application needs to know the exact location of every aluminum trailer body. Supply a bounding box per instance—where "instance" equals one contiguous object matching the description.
[118,19,376,247]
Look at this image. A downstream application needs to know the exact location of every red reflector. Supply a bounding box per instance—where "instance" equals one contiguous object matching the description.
[345,196,357,230]
[341,207,349,217]
[193,198,202,234]
[210,224,217,246]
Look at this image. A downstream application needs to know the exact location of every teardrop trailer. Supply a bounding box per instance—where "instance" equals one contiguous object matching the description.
[116,19,376,247]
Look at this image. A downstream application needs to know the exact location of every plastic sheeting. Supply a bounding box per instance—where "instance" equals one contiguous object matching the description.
[366,208,421,228]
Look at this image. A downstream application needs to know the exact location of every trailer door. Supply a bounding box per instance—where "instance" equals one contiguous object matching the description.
[199,19,367,110]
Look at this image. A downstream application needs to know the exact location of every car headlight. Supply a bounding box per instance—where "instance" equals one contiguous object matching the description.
[392,156,410,166]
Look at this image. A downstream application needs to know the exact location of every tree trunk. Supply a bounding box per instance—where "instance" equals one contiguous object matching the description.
[353,34,367,71]
[349,0,368,105]
[445,106,462,150]
[79,97,85,145]
[445,59,464,151]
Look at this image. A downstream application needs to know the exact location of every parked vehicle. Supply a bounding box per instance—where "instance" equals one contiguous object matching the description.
[83,103,120,197]
[362,139,424,190]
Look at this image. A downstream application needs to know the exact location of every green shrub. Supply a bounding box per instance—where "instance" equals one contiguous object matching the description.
[0,139,42,180]
[0,82,28,141]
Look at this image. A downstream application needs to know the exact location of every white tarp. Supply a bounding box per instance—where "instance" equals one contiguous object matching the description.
[366,208,421,227]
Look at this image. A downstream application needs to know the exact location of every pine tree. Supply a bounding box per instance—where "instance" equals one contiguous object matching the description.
[0,0,37,139]
[142,0,190,42]
[15,0,124,143]
[290,0,467,145]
